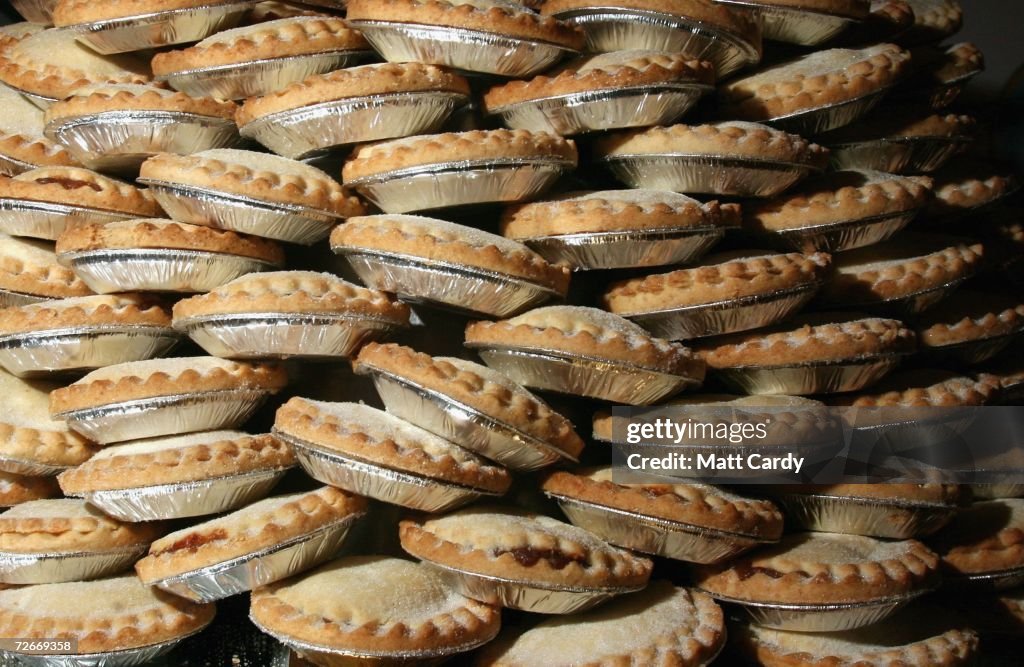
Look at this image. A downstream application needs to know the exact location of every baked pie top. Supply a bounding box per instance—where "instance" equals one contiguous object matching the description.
[330,214,570,295]
[347,0,586,49]
[905,0,962,38]
[719,44,912,120]
[928,498,1024,575]
[58,430,294,493]
[45,84,237,125]
[53,0,241,25]
[0,473,59,506]
[0,574,214,653]
[273,398,511,493]
[0,233,93,299]
[843,369,998,407]
[55,219,286,265]
[135,486,366,582]
[353,342,585,459]
[236,62,470,127]
[693,532,940,603]
[743,170,933,232]
[245,1,330,22]
[603,250,831,314]
[0,370,94,468]
[0,293,171,336]
[543,467,784,539]
[49,357,288,415]
[0,166,162,216]
[0,498,161,553]
[152,17,370,76]
[772,483,960,505]
[0,84,77,169]
[250,555,500,654]
[0,23,42,50]
[171,271,411,324]
[464,305,705,377]
[482,50,715,110]
[864,0,916,35]
[823,111,975,143]
[695,313,916,368]
[140,149,366,218]
[915,291,1024,347]
[475,580,725,667]
[500,190,741,237]
[342,129,578,181]
[926,42,983,84]
[928,163,1017,216]
[399,506,653,589]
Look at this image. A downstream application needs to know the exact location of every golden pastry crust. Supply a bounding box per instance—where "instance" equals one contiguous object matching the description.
[236,62,470,127]
[140,150,365,218]
[171,271,411,324]
[929,499,1024,575]
[135,487,366,582]
[342,129,577,181]
[0,234,93,299]
[719,44,912,121]
[0,473,59,506]
[929,42,983,83]
[353,342,585,459]
[0,498,162,553]
[543,467,783,539]
[330,214,570,294]
[151,17,369,75]
[273,398,511,493]
[929,166,1017,215]
[400,507,653,589]
[693,532,940,604]
[0,85,78,169]
[45,84,236,125]
[743,170,932,232]
[603,251,830,314]
[823,112,975,143]
[915,291,1024,347]
[501,190,740,237]
[867,0,916,32]
[906,0,962,37]
[0,167,162,217]
[348,0,585,49]
[482,51,714,110]
[55,219,286,265]
[845,370,997,407]
[695,314,916,368]
[0,372,95,468]
[49,357,288,415]
[464,305,704,376]
[0,575,214,654]
[774,483,959,505]
[57,430,294,493]
[0,293,171,336]
[53,0,240,25]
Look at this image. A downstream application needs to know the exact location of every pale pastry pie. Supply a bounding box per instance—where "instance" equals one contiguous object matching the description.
[0,233,93,300]
[0,498,161,556]
[928,499,1024,576]
[0,84,77,173]
[903,0,962,42]
[0,166,162,218]
[926,161,1018,220]
[0,473,59,507]
[915,291,1024,349]
[44,83,236,126]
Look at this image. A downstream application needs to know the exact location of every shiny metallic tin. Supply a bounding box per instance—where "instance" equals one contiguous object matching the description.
[626,283,819,340]
[599,153,819,198]
[0,453,67,476]
[471,347,701,404]
[489,84,713,136]
[0,288,51,308]
[348,21,579,78]
[521,225,723,271]
[0,544,147,584]
[338,249,561,317]
[11,0,56,25]
[824,278,965,318]
[0,325,181,377]
[715,0,858,45]
[139,179,341,245]
[44,111,237,174]
[177,313,404,360]
[69,3,251,54]
[4,625,209,667]
[768,87,891,136]
[0,152,37,177]
[367,368,573,470]
[922,333,1019,366]
[152,514,362,602]
[714,355,903,395]
[829,136,969,174]
[60,248,280,294]
[773,493,955,539]
[276,432,500,513]
[55,388,272,444]
[73,468,288,522]
[946,567,1024,593]
[765,209,920,253]
[0,198,135,241]
[241,91,471,159]
[551,8,760,78]
[345,158,572,213]
[551,494,765,564]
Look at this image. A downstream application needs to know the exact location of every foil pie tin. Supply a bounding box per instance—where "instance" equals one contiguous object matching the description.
[139,179,342,245]
[44,111,238,174]
[337,249,561,317]
[69,2,251,54]
[772,493,956,539]
[829,136,969,174]
[0,199,135,241]
[488,84,713,136]
[177,313,405,360]
[713,354,903,395]
[767,87,891,136]
[469,346,702,404]
[825,278,965,318]
[152,514,362,602]
[760,209,920,254]
[0,288,51,308]
[55,388,273,444]
[275,431,501,513]
[2,625,210,667]
[345,158,573,213]
[0,325,182,377]
[715,0,859,45]
[551,8,760,78]
[0,152,36,177]
[625,282,820,340]
[599,153,819,198]
[945,567,1024,593]
[550,494,766,564]
[521,225,724,271]
[0,544,148,584]
[0,453,68,476]
[59,248,280,294]
[72,468,289,522]
[241,91,471,160]
[347,21,579,78]
[10,0,55,25]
